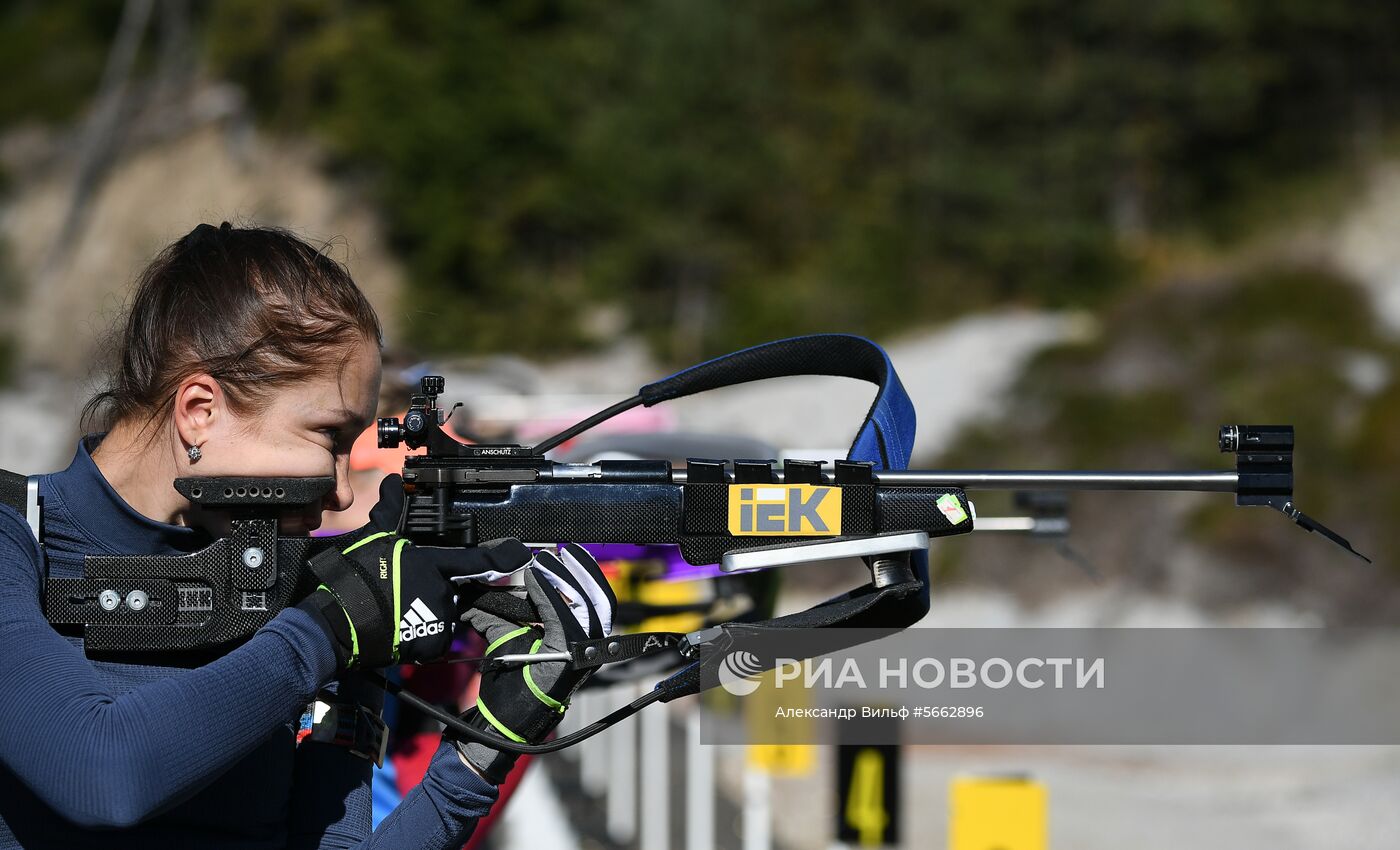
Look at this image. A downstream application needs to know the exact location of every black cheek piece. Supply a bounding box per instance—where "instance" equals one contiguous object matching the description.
[42,478,346,654]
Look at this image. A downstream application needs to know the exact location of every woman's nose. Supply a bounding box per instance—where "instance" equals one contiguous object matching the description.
[326,463,355,513]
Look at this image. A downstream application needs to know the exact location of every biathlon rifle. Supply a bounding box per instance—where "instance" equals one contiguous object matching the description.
[41,334,1368,754]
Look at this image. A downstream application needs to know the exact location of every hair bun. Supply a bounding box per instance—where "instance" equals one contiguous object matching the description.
[185,222,235,247]
[186,222,220,244]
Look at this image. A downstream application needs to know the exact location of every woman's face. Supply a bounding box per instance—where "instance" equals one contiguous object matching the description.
[193,336,382,534]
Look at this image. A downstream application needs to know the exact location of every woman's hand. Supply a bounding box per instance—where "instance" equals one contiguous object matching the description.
[453,543,617,783]
[302,475,532,669]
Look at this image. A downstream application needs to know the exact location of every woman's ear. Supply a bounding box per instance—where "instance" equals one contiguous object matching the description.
[173,373,224,451]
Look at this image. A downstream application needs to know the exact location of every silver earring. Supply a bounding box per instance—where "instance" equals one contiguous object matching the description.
[187,445,202,462]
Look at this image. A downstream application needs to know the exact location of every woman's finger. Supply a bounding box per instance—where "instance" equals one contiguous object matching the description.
[413,537,532,582]
[367,474,405,530]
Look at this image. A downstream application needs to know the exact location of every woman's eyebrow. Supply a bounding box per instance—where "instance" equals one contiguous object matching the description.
[318,407,371,428]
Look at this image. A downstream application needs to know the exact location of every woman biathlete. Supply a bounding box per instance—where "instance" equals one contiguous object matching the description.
[0,222,613,848]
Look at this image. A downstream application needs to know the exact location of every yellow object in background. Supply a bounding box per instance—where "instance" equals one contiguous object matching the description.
[949,775,1047,850]
[746,743,816,775]
[635,573,707,634]
[843,748,889,845]
[606,558,708,634]
[834,742,900,846]
[743,675,815,776]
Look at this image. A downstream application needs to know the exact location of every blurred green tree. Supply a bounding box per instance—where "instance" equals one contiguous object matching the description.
[6,1,1400,361]
[0,1,122,127]
[202,1,1400,360]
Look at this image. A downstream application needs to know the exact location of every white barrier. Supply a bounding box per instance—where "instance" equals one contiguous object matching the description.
[641,695,671,850]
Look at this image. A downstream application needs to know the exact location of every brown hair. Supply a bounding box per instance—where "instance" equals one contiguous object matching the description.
[83,222,383,433]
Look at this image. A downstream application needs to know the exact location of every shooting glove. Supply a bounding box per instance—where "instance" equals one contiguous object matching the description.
[301,475,532,669]
[454,543,617,783]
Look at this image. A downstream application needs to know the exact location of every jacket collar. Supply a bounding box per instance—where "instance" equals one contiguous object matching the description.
[48,436,208,555]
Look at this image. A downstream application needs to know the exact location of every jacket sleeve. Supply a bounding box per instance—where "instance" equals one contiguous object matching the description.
[0,507,341,828]
[286,676,380,848]
[355,741,498,849]
[289,729,498,849]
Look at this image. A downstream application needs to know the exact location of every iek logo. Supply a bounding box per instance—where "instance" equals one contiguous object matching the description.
[399,598,445,642]
[728,484,843,536]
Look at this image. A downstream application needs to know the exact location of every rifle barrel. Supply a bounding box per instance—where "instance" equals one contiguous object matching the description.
[875,470,1239,492]
[670,467,1239,492]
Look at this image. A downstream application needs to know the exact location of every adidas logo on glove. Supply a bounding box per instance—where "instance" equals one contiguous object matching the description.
[399,598,445,642]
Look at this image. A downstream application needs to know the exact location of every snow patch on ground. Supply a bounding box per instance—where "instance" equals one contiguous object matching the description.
[1326,161,1400,334]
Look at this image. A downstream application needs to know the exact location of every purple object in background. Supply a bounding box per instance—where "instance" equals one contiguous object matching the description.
[580,543,726,582]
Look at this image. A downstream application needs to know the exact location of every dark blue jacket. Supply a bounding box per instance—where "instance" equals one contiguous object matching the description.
[0,439,498,848]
